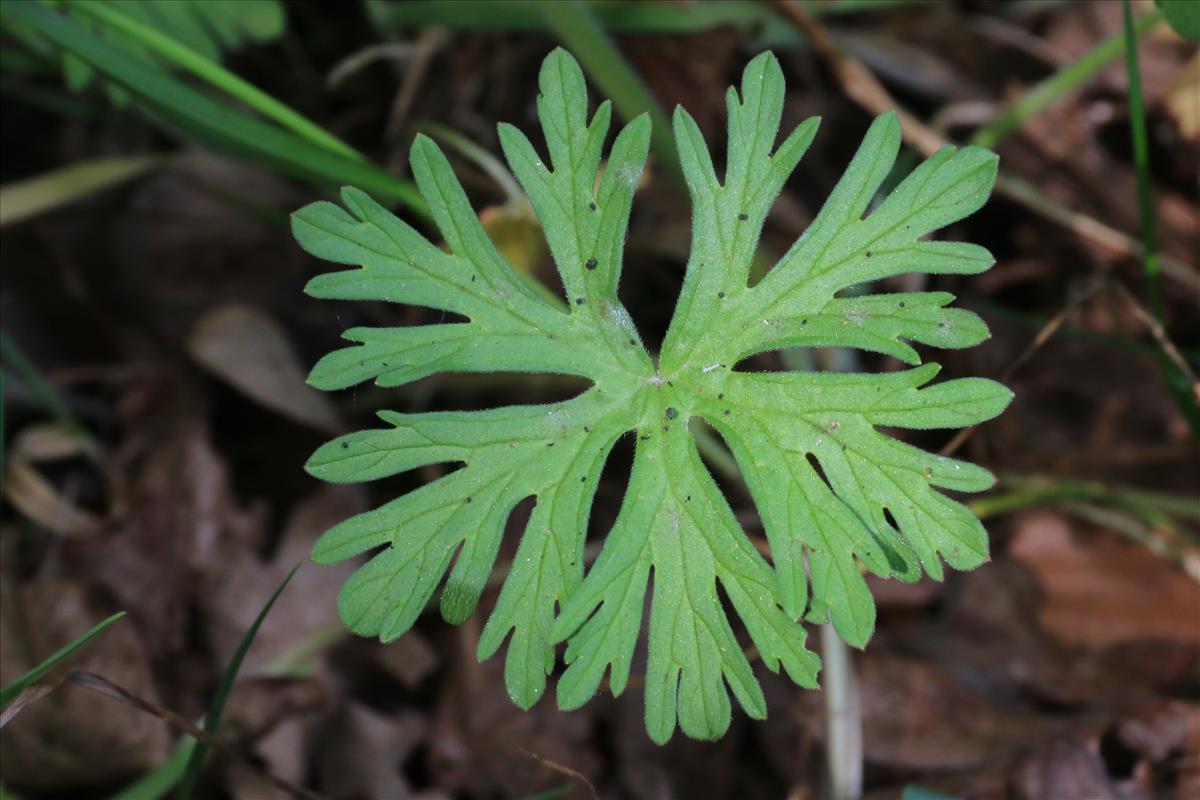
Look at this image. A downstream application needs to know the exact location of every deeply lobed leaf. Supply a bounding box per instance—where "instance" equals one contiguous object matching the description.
[295,48,1010,743]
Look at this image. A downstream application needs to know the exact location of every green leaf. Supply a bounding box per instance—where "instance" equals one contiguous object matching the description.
[1157,0,1200,40]
[297,49,1009,743]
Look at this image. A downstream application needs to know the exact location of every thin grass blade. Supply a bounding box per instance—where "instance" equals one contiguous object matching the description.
[109,740,197,800]
[1122,0,1199,443]
[0,1,427,218]
[66,0,362,161]
[0,610,125,711]
[971,8,1163,149]
[174,563,300,800]
[0,156,160,227]
[0,331,88,440]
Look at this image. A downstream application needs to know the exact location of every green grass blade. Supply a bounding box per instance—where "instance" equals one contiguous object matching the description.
[0,1,427,218]
[66,0,363,162]
[514,786,571,800]
[538,0,685,190]
[0,369,6,489]
[375,0,771,32]
[1122,0,1199,443]
[109,740,198,800]
[0,155,160,227]
[971,8,1163,149]
[0,611,125,710]
[174,563,300,800]
[0,330,87,439]
[1123,1,1163,322]
[372,0,911,33]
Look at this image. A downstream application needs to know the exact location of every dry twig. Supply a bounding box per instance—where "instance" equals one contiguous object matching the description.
[768,0,1200,296]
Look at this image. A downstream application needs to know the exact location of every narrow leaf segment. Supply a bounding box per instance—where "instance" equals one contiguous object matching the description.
[295,49,1009,743]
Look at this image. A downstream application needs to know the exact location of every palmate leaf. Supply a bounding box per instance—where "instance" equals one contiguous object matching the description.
[295,48,1010,743]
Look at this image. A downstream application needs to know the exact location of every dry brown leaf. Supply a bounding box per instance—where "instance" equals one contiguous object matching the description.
[204,485,364,676]
[479,205,546,276]
[429,626,600,796]
[2,455,104,538]
[314,702,429,799]
[369,632,439,690]
[63,413,266,664]
[0,581,168,793]
[11,422,95,461]
[1165,53,1200,140]
[1010,511,1200,648]
[187,303,341,433]
[853,654,1018,770]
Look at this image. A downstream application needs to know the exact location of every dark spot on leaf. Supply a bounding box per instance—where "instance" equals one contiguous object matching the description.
[628,338,636,346]
[588,201,596,211]
[471,275,476,282]
[581,476,587,482]
[662,425,668,432]
[466,497,473,503]
[801,319,808,325]
[547,442,555,447]
[640,434,650,440]
[575,298,586,305]
[341,442,349,449]
[723,409,730,416]
[718,393,724,400]
[899,301,906,308]
[583,426,591,432]
[718,291,725,299]
[665,407,678,420]
[585,258,597,270]
[686,495,692,502]
[738,213,748,221]
[865,251,872,257]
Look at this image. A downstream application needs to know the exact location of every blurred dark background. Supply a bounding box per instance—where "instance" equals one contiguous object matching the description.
[0,1,1197,799]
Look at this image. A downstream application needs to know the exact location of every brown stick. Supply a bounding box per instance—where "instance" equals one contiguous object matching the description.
[768,0,1200,297]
